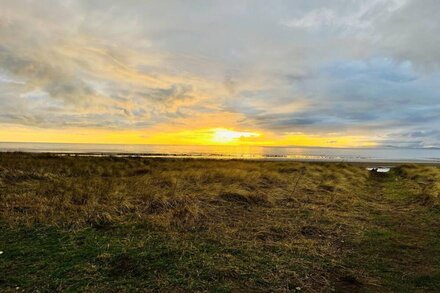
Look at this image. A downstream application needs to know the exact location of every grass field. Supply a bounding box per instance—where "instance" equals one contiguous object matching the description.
[1,153,439,292]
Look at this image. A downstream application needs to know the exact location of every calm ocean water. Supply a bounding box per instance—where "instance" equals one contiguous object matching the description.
[1,142,440,163]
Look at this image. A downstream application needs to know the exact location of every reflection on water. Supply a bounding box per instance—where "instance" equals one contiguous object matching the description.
[367,167,391,173]
[1,142,440,163]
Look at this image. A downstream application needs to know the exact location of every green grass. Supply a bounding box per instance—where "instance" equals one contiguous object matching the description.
[1,153,440,291]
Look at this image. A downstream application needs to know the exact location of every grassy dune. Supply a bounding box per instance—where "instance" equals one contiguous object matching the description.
[1,153,439,292]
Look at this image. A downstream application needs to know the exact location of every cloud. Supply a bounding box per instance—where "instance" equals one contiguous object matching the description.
[0,1,216,129]
[282,0,408,34]
[375,0,440,69]
[0,0,439,147]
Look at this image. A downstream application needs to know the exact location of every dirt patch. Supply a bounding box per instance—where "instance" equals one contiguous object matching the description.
[108,253,143,277]
[219,191,271,206]
[335,275,363,292]
[300,225,326,239]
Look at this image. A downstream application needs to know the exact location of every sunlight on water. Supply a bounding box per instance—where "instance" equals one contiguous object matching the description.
[1,142,440,163]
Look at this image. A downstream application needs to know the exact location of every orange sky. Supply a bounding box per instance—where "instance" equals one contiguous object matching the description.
[0,125,376,148]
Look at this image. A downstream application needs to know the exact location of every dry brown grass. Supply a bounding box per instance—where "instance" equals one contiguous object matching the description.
[1,153,439,292]
[397,164,440,206]
[0,154,368,230]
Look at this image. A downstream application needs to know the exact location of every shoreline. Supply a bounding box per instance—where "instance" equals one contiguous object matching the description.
[1,150,439,165]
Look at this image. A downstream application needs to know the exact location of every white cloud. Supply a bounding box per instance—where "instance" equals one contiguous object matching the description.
[282,0,409,35]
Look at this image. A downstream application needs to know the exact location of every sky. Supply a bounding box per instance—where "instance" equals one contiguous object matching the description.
[0,0,440,148]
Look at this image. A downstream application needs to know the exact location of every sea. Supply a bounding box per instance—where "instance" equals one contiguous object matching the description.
[1,142,440,163]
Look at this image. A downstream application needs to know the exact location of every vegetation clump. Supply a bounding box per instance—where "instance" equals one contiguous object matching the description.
[397,164,440,207]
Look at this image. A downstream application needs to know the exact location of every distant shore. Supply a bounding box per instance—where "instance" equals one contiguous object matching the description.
[1,150,440,165]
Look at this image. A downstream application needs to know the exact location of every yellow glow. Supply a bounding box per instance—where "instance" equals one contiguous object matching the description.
[0,124,376,148]
[211,128,260,144]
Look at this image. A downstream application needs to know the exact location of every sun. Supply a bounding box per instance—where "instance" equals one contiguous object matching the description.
[211,128,260,144]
